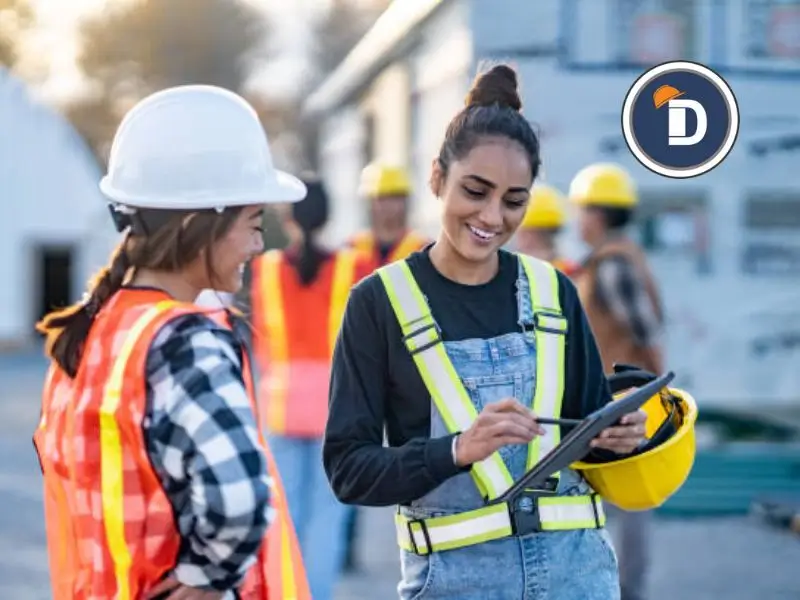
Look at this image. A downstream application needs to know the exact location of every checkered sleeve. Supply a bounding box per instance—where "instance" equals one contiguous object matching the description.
[144,313,273,591]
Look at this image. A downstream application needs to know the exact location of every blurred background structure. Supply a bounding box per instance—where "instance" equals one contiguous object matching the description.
[1,0,800,598]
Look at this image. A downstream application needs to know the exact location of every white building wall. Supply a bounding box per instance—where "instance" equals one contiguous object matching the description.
[461,0,800,409]
[314,0,472,244]
[504,56,800,409]
[317,105,367,248]
[312,0,800,409]
[408,0,472,238]
[362,62,412,168]
[0,70,118,344]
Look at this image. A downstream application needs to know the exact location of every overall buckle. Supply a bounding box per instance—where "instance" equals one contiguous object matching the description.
[508,477,559,536]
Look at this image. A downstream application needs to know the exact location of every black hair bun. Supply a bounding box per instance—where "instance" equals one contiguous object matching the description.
[292,178,329,232]
[464,64,522,112]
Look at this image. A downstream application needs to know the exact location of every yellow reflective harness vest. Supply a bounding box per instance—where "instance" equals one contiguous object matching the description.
[377,254,605,555]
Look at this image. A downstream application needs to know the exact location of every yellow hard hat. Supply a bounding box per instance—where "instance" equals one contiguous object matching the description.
[569,163,638,209]
[521,185,566,229]
[571,379,698,511]
[359,163,411,198]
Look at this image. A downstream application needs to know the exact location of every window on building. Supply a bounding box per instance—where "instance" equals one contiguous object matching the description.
[742,191,800,276]
[613,0,698,65]
[637,192,712,273]
[35,245,75,336]
[744,192,800,229]
[744,0,800,60]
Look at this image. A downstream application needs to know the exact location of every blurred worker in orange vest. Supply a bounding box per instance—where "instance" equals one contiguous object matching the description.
[33,86,310,600]
[569,162,665,600]
[343,163,430,570]
[514,183,580,277]
[250,177,371,600]
[348,162,430,270]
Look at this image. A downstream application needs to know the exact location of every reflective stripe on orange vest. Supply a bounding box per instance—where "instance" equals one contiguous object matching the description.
[100,300,178,598]
[252,249,358,437]
[34,289,310,600]
[329,249,357,352]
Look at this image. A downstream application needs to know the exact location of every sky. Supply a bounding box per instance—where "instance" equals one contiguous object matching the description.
[25,0,107,100]
[25,0,339,103]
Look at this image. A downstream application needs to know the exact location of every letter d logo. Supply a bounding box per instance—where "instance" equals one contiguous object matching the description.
[621,61,739,178]
[668,99,707,146]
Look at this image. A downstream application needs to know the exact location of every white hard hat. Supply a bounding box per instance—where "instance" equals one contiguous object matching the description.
[100,85,306,210]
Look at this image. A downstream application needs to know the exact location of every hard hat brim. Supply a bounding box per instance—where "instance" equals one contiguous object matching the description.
[571,387,698,471]
[99,167,307,210]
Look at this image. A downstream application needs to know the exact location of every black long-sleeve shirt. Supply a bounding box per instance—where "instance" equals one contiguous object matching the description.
[323,248,612,507]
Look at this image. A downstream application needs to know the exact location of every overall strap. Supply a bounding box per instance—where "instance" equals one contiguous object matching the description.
[378,260,514,501]
[517,254,568,471]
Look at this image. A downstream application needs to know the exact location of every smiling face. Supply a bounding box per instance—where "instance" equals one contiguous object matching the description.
[431,137,533,264]
[207,205,265,292]
[181,204,265,294]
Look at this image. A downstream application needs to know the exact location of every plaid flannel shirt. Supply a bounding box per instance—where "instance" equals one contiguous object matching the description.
[594,255,663,348]
[143,313,274,591]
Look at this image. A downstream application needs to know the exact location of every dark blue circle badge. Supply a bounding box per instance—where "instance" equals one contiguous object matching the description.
[622,61,739,179]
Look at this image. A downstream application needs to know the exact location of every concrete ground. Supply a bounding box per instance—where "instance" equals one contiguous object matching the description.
[2,352,799,600]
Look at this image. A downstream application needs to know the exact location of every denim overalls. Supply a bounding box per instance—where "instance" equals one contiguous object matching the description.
[396,260,620,600]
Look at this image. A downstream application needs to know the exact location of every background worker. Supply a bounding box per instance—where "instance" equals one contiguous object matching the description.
[514,183,580,277]
[33,85,309,600]
[250,178,369,600]
[342,162,430,571]
[348,162,430,270]
[569,162,665,600]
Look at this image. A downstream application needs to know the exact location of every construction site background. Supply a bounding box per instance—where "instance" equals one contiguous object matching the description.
[1,0,799,598]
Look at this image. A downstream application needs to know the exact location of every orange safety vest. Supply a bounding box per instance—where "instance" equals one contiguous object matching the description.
[552,257,581,279]
[349,229,429,269]
[33,289,310,600]
[250,248,363,437]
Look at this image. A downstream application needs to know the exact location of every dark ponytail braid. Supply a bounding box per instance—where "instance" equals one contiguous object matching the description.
[36,233,132,378]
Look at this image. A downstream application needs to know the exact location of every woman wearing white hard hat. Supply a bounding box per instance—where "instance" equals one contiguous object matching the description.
[34,85,311,600]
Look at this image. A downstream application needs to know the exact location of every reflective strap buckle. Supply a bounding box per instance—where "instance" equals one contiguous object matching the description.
[401,320,442,355]
[508,484,557,536]
[534,310,568,336]
[589,492,606,529]
[406,518,432,556]
[509,494,542,536]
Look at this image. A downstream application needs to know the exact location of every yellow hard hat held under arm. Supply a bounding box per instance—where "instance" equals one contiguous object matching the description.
[571,364,698,511]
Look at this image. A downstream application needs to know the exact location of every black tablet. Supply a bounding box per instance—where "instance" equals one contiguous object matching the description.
[493,371,676,504]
